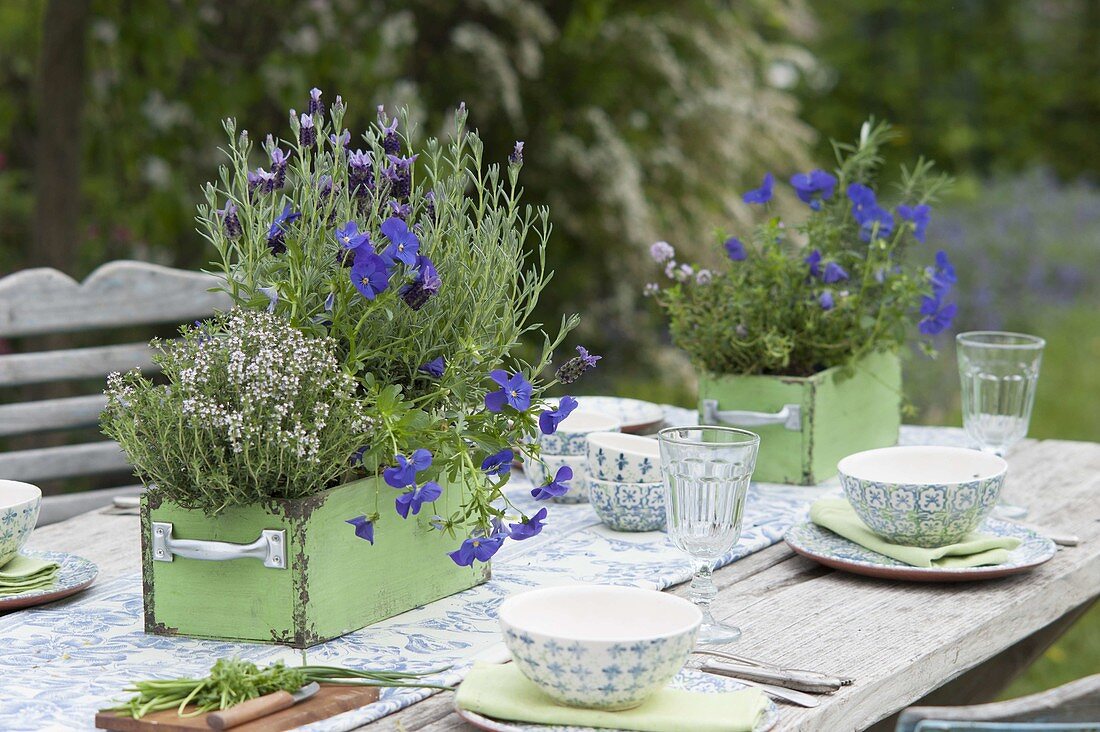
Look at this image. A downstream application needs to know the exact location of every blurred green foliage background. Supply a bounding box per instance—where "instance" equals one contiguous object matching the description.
[0,0,1096,702]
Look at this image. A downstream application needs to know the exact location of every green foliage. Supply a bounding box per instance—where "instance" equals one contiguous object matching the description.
[101,310,372,513]
[650,121,952,376]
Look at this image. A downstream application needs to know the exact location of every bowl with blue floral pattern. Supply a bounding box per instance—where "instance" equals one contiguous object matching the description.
[586,432,661,484]
[838,446,1007,548]
[588,477,665,532]
[0,481,41,567]
[538,412,622,457]
[498,585,701,711]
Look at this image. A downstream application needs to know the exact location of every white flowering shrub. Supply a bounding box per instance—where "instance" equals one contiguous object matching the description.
[102,310,373,513]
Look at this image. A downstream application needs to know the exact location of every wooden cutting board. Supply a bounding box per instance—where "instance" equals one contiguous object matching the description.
[95,684,380,731]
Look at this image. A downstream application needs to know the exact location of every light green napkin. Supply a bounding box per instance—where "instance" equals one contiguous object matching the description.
[0,555,60,595]
[810,498,1021,568]
[456,663,767,732]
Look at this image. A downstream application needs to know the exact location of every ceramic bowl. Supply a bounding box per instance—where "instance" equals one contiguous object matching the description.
[587,432,661,483]
[499,585,701,710]
[538,411,622,456]
[523,452,589,503]
[588,477,666,532]
[838,446,1007,548]
[0,481,41,566]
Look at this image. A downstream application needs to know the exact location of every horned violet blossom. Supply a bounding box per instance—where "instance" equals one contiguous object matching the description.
[531,466,573,501]
[480,448,514,477]
[743,172,774,205]
[508,507,547,540]
[395,481,443,518]
[898,204,931,243]
[790,169,837,211]
[383,449,433,488]
[724,237,747,261]
[266,203,301,255]
[380,216,420,266]
[539,395,578,435]
[400,255,440,310]
[448,534,505,566]
[350,248,390,300]
[345,515,375,544]
[484,370,532,412]
[418,357,445,378]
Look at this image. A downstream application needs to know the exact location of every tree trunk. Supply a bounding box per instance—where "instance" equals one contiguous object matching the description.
[32,0,90,272]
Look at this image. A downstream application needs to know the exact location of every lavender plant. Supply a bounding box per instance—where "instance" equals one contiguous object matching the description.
[648,121,957,377]
[189,88,595,564]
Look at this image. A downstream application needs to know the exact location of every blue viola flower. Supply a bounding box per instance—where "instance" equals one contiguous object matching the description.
[918,295,957,335]
[481,448,514,477]
[822,262,849,284]
[531,466,573,501]
[539,395,579,435]
[805,249,823,278]
[742,172,774,205]
[400,254,441,311]
[266,203,301,255]
[350,248,391,300]
[418,357,445,378]
[789,169,837,211]
[928,250,957,297]
[448,534,505,566]
[484,370,533,412]
[847,183,894,242]
[724,237,747,262]
[380,217,421,266]
[345,515,375,544]
[508,507,548,541]
[336,221,369,266]
[395,481,443,519]
[897,203,931,243]
[383,449,433,489]
[819,290,835,311]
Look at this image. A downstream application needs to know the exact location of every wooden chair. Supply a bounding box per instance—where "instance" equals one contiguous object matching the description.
[897,674,1100,731]
[0,261,230,526]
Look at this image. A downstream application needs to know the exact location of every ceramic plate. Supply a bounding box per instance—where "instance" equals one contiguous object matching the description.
[455,668,779,732]
[572,397,666,434]
[0,550,98,611]
[784,518,1056,582]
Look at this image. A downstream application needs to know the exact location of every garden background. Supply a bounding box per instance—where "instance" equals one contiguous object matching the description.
[1,0,1096,698]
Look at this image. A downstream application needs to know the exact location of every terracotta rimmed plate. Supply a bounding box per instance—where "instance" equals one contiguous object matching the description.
[0,550,98,611]
[572,397,666,435]
[454,668,779,732]
[784,518,1056,582]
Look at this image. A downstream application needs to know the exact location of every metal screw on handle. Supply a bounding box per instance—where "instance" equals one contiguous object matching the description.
[150,522,287,569]
[701,400,802,431]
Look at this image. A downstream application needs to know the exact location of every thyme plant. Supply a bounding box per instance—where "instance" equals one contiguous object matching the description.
[648,121,957,377]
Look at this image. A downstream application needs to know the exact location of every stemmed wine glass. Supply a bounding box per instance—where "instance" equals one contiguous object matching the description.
[956,331,1045,519]
[657,426,759,645]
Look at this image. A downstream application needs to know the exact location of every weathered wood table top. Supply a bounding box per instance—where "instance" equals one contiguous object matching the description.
[25,434,1100,731]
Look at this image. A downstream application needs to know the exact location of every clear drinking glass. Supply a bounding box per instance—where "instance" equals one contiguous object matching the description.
[658,426,760,645]
[957,330,1045,519]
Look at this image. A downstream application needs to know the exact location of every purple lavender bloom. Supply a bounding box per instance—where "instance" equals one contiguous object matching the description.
[419,356,445,378]
[531,466,573,501]
[724,237,747,261]
[381,216,421,266]
[805,249,823,278]
[743,172,774,205]
[385,154,418,200]
[345,515,374,544]
[555,346,601,385]
[307,87,324,117]
[508,507,547,541]
[348,149,374,196]
[539,395,578,435]
[481,448,514,477]
[918,295,957,335]
[269,147,289,189]
[336,221,369,267]
[216,201,242,239]
[350,247,390,300]
[509,141,524,165]
[822,261,849,284]
[318,175,334,198]
[425,190,437,221]
[266,203,301,255]
[389,199,412,220]
[897,204,931,243]
[383,448,433,489]
[400,254,441,311]
[790,169,837,211]
[380,113,401,155]
[650,241,675,263]
[299,113,316,147]
[819,290,835,310]
[329,129,350,150]
[258,286,279,313]
[927,250,957,297]
[448,534,505,566]
[248,168,277,195]
[485,370,533,412]
[395,480,443,519]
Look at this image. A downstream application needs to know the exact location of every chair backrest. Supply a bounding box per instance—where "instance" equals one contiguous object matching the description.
[897,674,1100,732]
[0,261,231,523]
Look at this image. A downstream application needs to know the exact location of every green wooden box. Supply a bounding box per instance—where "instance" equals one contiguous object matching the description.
[140,472,488,647]
[697,351,901,485]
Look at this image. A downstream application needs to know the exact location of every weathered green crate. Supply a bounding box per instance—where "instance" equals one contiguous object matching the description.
[141,472,488,647]
[697,351,901,485]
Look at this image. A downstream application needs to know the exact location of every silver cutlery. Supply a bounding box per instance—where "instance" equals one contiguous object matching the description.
[686,662,821,708]
[691,649,853,693]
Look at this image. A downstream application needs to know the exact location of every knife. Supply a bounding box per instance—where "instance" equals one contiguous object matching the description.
[207,681,320,730]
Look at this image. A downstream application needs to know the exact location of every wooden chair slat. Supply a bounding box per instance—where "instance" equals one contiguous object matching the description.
[0,260,230,337]
[0,440,130,482]
[0,342,156,387]
[0,394,108,436]
[37,484,144,527]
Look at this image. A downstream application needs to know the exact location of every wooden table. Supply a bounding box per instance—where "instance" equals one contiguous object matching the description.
[25,435,1100,731]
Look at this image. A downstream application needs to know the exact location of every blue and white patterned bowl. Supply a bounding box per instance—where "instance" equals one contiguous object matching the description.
[538,411,622,457]
[586,432,661,483]
[499,585,701,710]
[838,446,1007,548]
[523,453,589,503]
[588,477,666,532]
[0,481,41,566]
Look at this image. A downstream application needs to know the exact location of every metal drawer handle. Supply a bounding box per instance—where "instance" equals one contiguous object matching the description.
[701,400,802,431]
[151,521,286,570]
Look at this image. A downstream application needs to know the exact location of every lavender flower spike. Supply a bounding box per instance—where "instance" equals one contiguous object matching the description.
[299,113,316,147]
[509,141,524,165]
[308,87,324,117]
[556,346,601,384]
